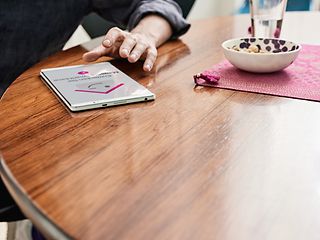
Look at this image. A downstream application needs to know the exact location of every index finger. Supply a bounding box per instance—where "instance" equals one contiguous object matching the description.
[103,27,126,48]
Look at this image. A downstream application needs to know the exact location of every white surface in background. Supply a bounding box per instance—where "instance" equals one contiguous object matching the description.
[311,0,320,10]
[63,25,91,50]
[282,12,320,45]
[0,223,8,240]
[188,0,244,19]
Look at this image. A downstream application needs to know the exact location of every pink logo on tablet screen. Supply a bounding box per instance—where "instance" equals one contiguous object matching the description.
[78,71,89,75]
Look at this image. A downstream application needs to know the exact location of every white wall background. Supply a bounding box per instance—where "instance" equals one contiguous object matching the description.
[188,0,244,19]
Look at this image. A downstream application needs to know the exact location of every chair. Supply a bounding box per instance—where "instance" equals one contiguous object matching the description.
[82,0,196,38]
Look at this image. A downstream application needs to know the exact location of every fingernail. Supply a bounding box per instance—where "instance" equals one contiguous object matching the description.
[121,49,129,56]
[130,54,137,61]
[145,64,151,71]
[104,39,112,47]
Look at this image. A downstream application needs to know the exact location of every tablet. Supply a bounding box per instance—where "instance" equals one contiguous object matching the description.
[40,62,155,111]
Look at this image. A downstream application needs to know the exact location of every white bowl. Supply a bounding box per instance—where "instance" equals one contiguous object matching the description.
[222,37,301,73]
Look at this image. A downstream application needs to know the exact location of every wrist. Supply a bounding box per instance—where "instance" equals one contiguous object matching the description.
[131,28,158,46]
[130,14,172,47]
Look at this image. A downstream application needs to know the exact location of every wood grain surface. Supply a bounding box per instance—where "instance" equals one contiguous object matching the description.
[1,13,320,240]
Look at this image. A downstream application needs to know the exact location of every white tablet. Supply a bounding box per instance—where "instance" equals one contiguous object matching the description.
[40,62,155,111]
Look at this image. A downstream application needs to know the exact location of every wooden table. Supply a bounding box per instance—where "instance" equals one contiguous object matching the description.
[1,12,320,240]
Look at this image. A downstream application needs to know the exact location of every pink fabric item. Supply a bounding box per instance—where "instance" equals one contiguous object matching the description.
[194,71,220,85]
[196,44,320,102]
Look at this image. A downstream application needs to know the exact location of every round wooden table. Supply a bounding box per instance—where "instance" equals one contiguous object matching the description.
[1,12,320,240]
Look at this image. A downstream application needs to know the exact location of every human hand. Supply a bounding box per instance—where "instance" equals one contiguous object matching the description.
[83,27,158,72]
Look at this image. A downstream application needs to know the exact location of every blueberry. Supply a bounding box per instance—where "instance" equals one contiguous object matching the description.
[290,46,296,51]
[274,43,281,49]
[239,42,247,49]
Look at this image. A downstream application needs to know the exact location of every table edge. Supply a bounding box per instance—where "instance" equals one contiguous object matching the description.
[0,157,71,240]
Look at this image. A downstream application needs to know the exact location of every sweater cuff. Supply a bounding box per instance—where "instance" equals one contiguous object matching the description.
[128,0,190,39]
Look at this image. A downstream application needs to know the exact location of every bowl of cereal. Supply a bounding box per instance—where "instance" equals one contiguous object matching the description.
[222,37,301,73]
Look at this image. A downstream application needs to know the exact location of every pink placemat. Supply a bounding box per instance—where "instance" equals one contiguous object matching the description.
[196,44,320,102]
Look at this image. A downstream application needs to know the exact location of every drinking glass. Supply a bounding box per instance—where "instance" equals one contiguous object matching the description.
[249,0,288,38]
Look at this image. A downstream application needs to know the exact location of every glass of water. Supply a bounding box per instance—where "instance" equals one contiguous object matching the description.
[249,0,288,38]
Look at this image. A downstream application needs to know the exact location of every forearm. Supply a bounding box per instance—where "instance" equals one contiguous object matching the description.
[130,14,173,48]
